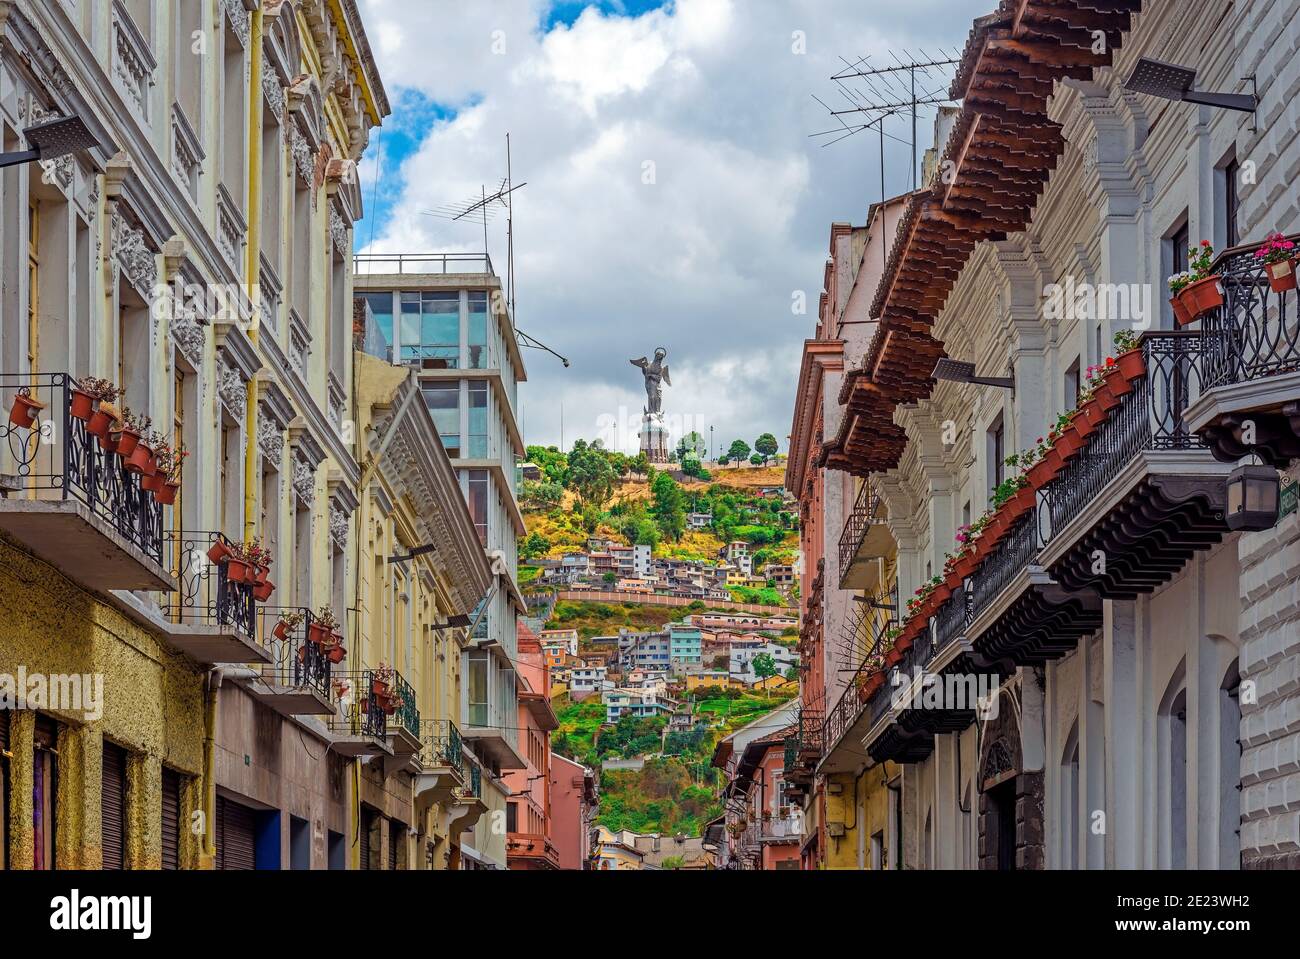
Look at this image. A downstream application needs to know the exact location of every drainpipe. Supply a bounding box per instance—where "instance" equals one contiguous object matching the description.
[243,5,264,543]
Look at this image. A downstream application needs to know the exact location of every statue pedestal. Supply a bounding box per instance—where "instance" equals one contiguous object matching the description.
[639,413,670,464]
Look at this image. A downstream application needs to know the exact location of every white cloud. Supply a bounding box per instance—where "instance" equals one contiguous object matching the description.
[355,0,991,455]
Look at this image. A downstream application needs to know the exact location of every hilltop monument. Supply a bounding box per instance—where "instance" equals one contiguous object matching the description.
[630,347,671,463]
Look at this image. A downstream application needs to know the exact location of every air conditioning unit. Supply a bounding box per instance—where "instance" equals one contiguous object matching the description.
[827,821,846,838]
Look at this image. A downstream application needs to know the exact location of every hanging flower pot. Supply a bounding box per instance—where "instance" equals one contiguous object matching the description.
[1042,445,1064,476]
[944,569,963,592]
[9,391,44,428]
[69,387,96,421]
[154,480,180,506]
[372,677,392,698]
[207,539,233,565]
[858,671,886,702]
[1054,425,1084,461]
[115,427,142,458]
[1265,258,1296,293]
[885,647,905,668]
[226,558,255,584]
[273,620,290,641]
[254,563,270,587]
[141,471,166,494]
[86,401,119,439]
[1102,364,1133,400]
[307,621,334,646]
[327,643,347,665]
[1027,458,1055,491]
[1175,275,1223,324]
[1082,398,1108,429]
[1070,409,1095,443]
[124,443,155,475]
[1011,486,1037,518]
[1115,347,1145,383]
[1169,295,1193,327]
[252,578,275,602]
[97,430,118,453]
[954,552,978,579]
[1094,381,1121,414]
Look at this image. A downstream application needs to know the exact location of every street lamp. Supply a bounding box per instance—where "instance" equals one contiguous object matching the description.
[0,115,99,170]
[931,358,1015,391]
[1225,463,1280,531]
[1124,57,1258,114]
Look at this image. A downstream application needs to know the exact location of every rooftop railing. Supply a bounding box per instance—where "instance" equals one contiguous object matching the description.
[353,252,495,276]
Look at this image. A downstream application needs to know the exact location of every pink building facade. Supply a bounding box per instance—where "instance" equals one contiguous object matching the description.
[504,624,561,869]
[550,753,598,870]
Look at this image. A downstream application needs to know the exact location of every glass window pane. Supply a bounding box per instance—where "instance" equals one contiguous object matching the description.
[468,292,489,369]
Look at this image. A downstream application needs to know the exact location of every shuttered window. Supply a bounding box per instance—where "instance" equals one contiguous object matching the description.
[359,808,376,871]
[101,742,128,870]
[161,769,181,870]
[388,819,401,870]
[215,795,255,870]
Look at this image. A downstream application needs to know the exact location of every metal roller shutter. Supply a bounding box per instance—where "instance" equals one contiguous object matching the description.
[101,743,127,870]
[388,819,399,870]
[161,769,181,870]
[359,808,374,870]
[215,795,255,870]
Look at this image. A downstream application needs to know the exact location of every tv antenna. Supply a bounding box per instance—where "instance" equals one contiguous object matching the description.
[811,48,961,190]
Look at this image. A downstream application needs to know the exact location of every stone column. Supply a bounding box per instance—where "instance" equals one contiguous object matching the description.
[1104,599,1140,868]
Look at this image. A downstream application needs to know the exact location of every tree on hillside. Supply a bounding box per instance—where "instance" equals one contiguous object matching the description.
[650,472,687,542]
[676,431,707,460]
[750,453,764,466]
[521,479,564,510]
[718,455,730,468]
[526,445,569,484]
[520,531,549,560]
[752,652,778,695]
[566,439,617,513]
[727,440,751,468]
[754,433,779,465]
[630,451,650,476]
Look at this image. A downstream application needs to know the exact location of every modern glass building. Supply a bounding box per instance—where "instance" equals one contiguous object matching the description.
[355,254,529,778]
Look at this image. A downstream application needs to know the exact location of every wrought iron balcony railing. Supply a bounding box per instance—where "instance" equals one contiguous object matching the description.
[421,718,464,772]
[1202,241,1300,389]
[969,510,1042,625]
[162,531,256,636]
[820,594,896,756]
[838,481,885,581]
[0,372,163,562]
[387,670,421,741]
[257,606,332,700]
[1043,332,1207,546]
[455,758,484,801]
[327,669,389,740]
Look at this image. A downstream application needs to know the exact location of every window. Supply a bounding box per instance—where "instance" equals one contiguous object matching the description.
[361,292,394,361]
[987,417,1004,496]
[468,292,490,368]
[1065,356,1081,408]
[466,469,489,545]
[401,291,460,368]
[221,25,245,207]
[467,651,490,727]
[1222,158,1240,249]
[261,108,281,260]
[468,381,489,458]
[161,768,181,870]
[423,382,460,456]
[291,181,311,313]
[173,0,202,130]
[102,742,129,870]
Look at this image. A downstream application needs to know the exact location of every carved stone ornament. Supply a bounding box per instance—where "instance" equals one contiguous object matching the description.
[293,456,316,505]
[329,506,349,548]
[110,210,158,295]
[217,362,247,420]
[257,415,284,463]
[223,0,250,46]
[262,49,285,120]
[170,291,206,366]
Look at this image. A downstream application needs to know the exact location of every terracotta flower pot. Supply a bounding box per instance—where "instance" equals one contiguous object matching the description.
[372,678,391,698]
[70,388,96,421]
[98,430,118,453]
[955,553,977,579]
[1115,347,1146,383]
[1265,258,1298,294]
[226,558,255,584]
[1070,410,1095,443]
[885,647,905,668]
[87,403,116,439]
[944,569,963,592]
[1012,486,1037,518]
[308,622,333,646]
[9,392,44,428]
[1094,381,1121,414]
[207,539,233,565]
[141,472,166,494]
[124,443,155,475]
[1082,398,1107,429]
[1176,275,1223,324]
[327,644,347,664]
[273,620,291,641]
[1055,426,1084,461]
[1027,458,1055,491]
[252,578,275,602]
[115,428,142,458]
[254,563,270,586]
[154,480,179,505]
[1043,446,1064,475]
[1103,365,1133,399]
[859,672,885,702]
[1170,295,1192,327]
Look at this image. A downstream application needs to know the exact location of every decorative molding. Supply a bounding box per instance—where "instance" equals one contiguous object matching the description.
[222,0,251,47]
[288,123,314,185]
[293,455,317,505]
[288,308,311,381]
[170,102,204,199]
[262,49,285,120]
[110,209,158,299]
[215,183,247,272]
[218,362,248,421]
[329,205,349,257]
[258,415,285,464]
[170,290,206,366]
[329,505,349,550]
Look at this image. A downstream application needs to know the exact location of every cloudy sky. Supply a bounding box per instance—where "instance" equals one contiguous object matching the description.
[354,0,989,457]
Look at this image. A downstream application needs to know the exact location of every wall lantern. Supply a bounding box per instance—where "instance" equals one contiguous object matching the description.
[1225,464,1280,532]
[1124,57,1258,114]
[932,358,1015,393]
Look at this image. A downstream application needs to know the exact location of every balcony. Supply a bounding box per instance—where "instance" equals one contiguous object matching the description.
[242,607,335,717]
[325,669,394,759]
[0,373,173,592]
[1185,237,1300,465]
[416,719,466,807]
[838,482,892,590]
[148,532,269,664]
[506,833,562,870]
[447,756,489,835]
[780,707,822,798]
[382,670,422,774]
[758,813,802,843]
[1040,332,1231,598]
